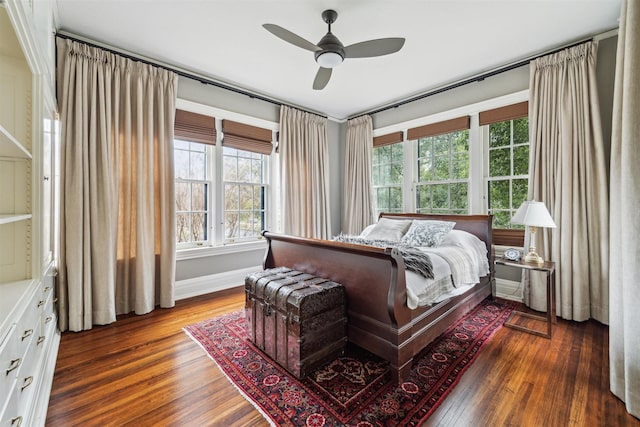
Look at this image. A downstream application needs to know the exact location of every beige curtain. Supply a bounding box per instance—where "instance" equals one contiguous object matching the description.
[343,115,375,234]
[279,105,331,238]
[526,41,609,323]
[56,38,178,332]
[610,0,640,418]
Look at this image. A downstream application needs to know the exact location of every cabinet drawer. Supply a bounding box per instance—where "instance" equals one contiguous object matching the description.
[0,383,30,427]
[0,324,18,412]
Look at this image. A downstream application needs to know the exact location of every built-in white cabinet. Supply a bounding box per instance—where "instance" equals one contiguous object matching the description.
[0,0,59,425]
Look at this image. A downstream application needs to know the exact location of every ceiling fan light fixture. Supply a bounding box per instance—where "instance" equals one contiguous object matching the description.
[316,51,343,68]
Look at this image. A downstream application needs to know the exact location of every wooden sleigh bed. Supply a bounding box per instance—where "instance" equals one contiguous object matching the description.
[261,213,495,383]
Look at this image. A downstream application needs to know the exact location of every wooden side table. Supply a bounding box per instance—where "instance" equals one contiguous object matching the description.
[494,257,556,338]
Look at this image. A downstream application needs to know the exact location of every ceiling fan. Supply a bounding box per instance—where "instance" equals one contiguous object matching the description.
[263,9,405,90]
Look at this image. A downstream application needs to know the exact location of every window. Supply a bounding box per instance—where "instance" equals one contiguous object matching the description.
[175,139,209,244]
[372,143,403,216]
[371,98,529,231]
[416,130,469,214]
[173,107,275,250]
[223,147,266,242]
[487,117,529,228]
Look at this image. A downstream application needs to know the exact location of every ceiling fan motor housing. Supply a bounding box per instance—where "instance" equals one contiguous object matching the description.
[314,32,345,65]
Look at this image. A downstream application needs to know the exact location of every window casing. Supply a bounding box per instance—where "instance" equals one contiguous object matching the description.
[415,130,469,214]
[175,139,210,245]
[372,143,403,216]
[486,117,529,228]
[173,104,276,251]
[371,95,529,231]
[223,147,267,243]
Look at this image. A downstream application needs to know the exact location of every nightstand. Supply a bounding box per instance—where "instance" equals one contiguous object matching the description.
[494,257,556,338]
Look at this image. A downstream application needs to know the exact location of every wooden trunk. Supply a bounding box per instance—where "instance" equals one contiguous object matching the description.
[245,267,347,379]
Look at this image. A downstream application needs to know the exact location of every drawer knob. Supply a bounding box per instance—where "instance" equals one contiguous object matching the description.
[21,376,33,391]
[45,316,53,324]
[44,286,51,292]
[21,329,33,341]
[37,336,45,345]
[6,358,21,375]
[11,416,22,427]
[37,300,45,308]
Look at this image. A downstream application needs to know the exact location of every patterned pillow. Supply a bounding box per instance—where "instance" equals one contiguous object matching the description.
[400,220,456,247]
[364,218,412,242]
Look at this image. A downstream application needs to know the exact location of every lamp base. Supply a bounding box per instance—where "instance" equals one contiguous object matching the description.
[524,251,544,264]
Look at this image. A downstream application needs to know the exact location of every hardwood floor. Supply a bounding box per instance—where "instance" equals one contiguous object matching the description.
[46,287,639,427]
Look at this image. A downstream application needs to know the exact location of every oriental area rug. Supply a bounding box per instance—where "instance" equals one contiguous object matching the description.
[184,298,515,427]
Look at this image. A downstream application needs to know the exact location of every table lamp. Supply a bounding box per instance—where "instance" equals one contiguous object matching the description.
[510,200,556,264]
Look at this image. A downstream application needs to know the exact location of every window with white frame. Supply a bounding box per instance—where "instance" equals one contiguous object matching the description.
[486,116,529,228]
[223,147,266,242]
[173,107,275,250]
[372,143,404,216]
[175,139,210,244]
[371,99,529,232]
[415,130,470,214]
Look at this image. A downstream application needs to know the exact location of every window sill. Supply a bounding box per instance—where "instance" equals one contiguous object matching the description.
[176,240,267,261]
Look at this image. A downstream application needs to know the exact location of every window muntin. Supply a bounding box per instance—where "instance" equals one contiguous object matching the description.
[372,143,403,216]
[415,130,469,214]
[175,139,210,245]
[223,147,266,242]
[487,117,529,228]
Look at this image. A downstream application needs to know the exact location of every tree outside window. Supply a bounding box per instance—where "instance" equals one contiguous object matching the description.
[175,139,209,244]
[372,143,403,216]
[223,147,266,242]
[487,117,529,228]
[416,130,469,214]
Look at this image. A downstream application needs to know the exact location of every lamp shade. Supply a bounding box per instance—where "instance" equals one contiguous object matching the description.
[511,201,556,228]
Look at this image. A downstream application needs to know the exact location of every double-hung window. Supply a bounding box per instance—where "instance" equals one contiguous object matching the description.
[221,119,273,242]
[409,117,471,215]
[173,108,275,250]
[372,131,404,216]
[371,98,529,241]
[480,102,529,229]
[175,139,210,244]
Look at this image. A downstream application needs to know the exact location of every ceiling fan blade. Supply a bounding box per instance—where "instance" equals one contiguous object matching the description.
[344,37,405,58]
[263,24,321,52]
[313,67,332,90]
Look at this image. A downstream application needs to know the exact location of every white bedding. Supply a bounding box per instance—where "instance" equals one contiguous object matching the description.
[405,230,490,309]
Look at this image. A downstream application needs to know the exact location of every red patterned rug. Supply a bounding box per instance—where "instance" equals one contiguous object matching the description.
[184,298,515,426]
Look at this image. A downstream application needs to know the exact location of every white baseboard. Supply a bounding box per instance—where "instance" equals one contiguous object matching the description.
[496,278,523,302]
[175,265,261,300]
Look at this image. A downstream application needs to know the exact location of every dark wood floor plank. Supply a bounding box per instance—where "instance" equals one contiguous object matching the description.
[46,289,640,426]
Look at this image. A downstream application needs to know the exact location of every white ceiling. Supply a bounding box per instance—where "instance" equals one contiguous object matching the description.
[54,0,621,120]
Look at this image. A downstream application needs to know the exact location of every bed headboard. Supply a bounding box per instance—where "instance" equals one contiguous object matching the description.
[379,213,494,274]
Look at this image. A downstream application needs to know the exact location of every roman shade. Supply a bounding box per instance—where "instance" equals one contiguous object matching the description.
[407,116,470,140]
[479,101,529,126]
[222,119,273,155]
[373,131,403,147]
[174,109,216,145]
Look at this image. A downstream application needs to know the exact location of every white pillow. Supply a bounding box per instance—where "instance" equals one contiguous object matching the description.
[364,218,411,241]
[400,220,456,247]
[441,230,490,276]
[359,223,376,237]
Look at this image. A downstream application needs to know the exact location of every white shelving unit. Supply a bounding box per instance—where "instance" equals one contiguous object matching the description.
[0,122,32,159]
[0,0,60,425]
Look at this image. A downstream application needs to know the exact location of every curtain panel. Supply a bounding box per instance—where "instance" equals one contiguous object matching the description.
[343,115,375,234]
[609,0,640,418]
[279,105,331,239]
[56,38,178,332]
[526,41,609,323]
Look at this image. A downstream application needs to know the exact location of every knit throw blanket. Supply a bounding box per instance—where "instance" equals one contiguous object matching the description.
[333,234,434,279]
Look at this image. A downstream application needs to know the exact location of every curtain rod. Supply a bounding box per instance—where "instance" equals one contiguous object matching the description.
[351,28,617,120]
[55,31,328,119]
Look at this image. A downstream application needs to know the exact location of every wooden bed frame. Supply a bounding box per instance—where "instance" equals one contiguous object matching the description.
[261,213,495,383]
